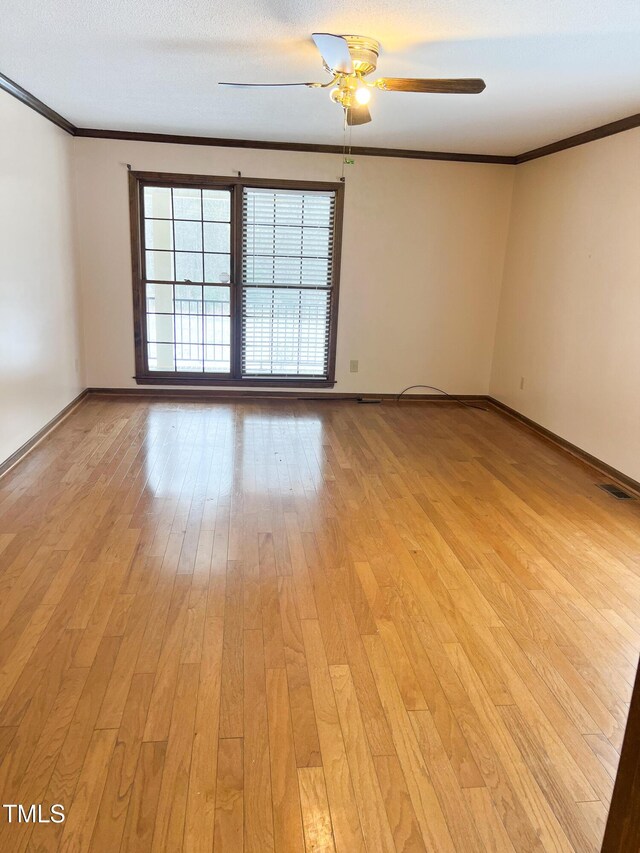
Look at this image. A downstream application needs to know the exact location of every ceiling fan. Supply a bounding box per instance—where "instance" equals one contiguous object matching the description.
[219,33,486,126]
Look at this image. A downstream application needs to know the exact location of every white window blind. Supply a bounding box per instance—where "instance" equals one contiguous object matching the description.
[241,187,336,378]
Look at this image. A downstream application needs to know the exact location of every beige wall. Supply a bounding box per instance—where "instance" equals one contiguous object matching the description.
[0,91,83,465]
[7,102,638,481]
[73,138,514,394]
[490,128,640,482]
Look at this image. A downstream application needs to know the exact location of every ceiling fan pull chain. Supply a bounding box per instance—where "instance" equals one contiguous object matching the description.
[341,109,348,179]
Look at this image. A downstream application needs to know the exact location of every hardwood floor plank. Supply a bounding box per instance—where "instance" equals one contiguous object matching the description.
[409,709,486,851]
[363,633,456,852]
[214,738,244,853]
[376,617,428,711]
[0,604,55,708]
[120,740,167,853]
[284,513,318,621]
[463,786,517,853]
[301,531,347,667]
[96,564,162,731]
[265,667,305,853]
[277,577,321,768]
[89,672,154,852]
[373,754,426,853]
[310,551,395,756]
[584,732,621,781]
[0,665,89,853]
[57,727,118,853]
[297,767,336,853]
[259,534,286,670]
[142,575,192,742]
[446,642,575,852]
[499,703,601,852]
[301,620,366,853]
[329,664,396,853]
[243,628,275,853]
[219,561,244,739]
[150,662,199,851]
[382,588,485,789]
[183,617,224,853]
[29,635,120,852]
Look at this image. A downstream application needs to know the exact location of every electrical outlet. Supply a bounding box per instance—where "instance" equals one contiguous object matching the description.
[520,376,525,390]
[350,360,359,373]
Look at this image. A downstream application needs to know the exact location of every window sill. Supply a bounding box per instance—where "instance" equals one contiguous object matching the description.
[134,374,337,389]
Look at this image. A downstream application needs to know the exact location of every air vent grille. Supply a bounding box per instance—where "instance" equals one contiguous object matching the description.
[597,484,635,501]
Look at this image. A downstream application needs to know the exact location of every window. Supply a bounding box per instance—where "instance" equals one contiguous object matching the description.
[130,172,344,386]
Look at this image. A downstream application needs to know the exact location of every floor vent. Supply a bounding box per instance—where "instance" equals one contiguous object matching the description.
[597,483,635,500]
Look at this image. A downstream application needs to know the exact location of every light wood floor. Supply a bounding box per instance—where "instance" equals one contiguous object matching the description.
[0,396,639,852]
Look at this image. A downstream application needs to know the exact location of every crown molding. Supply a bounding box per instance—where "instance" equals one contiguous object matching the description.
[1,66,639,165]
[515,112,640,163]
[73,127,515,164]
[0,71,76,135]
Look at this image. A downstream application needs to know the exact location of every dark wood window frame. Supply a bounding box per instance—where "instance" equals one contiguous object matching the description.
[129,170,344,387]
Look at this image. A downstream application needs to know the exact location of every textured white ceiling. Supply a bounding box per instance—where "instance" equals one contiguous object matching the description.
[2,0,640,154]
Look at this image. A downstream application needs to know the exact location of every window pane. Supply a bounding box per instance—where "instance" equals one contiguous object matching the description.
[176,348,204,371]
[204,253,231,283]
[148,342,175,371]
[204,222,230,253]
[205,315,231,347]
[175,283,202,301]
[144,186,172,219]
[146,283,173,314]
[173,187,201,220]
[204,286,230,315]
[174,220,202,252]
[204,344,231,372]
[146,250,174,281]
[146,314,175,343]
[175,252,203,282]
[174,283,202,316]
[175,312,203,372]
[145,219,173,250]
[175,314,202,343]
[203,189,231,221]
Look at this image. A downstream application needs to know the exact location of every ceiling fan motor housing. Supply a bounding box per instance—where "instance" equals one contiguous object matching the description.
[341,35,380,76]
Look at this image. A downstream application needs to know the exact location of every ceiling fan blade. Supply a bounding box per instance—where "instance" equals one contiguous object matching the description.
[219,81,320,88]
[311,33,353,74]
[376,78,486,94]
[346,105,371,126]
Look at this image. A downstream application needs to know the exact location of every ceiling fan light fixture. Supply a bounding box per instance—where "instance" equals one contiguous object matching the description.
[354,84,371,105]
[219,33,486,128]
